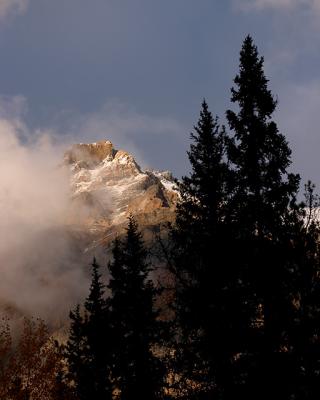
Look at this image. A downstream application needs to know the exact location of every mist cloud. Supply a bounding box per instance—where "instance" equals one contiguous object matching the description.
[0,99,90,326]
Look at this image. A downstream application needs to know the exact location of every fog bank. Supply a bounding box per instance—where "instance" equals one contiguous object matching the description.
[0,113,90,325]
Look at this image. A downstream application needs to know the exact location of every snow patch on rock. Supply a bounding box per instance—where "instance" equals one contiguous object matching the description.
[64,140,178,246]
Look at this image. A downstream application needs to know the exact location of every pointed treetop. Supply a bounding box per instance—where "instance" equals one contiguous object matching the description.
[126,214,146,249]
[85,257,106,315]
[231,35,276,119]
[201,98,208,110]
[127,213,139,234]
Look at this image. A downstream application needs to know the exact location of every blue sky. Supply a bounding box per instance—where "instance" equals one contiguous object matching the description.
[0,0,320,187]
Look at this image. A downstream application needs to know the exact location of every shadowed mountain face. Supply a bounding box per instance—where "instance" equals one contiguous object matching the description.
[64,140,178,253]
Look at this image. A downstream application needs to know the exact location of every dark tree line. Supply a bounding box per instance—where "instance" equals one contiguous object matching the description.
[2,35,320,399]
[65,35,320,400]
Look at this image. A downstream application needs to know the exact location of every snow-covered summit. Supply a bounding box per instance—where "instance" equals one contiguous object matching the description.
[64,140,178,248]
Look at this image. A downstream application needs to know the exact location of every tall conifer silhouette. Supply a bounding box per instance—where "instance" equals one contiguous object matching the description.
[226,35,303,399]
[66,258,112,400]
[170,100,233,398]
[108,216,164,400]
[226,35,300,235]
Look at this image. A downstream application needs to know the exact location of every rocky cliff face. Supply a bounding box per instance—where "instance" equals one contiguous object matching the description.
[64,140,178,253]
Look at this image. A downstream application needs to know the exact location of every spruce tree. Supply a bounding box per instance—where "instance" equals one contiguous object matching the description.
[66,258,112,400]
[176,100,229,233]
[226,35,300,236]
[170,101,233,398]
[225,35,303,399]
[108,216,164,400]
[84,257,112,399]
[66,305,89,400]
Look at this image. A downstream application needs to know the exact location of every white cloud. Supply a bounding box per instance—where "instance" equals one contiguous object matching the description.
[0,97,91,324]
[0,0,29,20]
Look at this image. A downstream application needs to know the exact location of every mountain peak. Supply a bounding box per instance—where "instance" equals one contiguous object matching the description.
[64,140,178,248]
[64,140,116,166]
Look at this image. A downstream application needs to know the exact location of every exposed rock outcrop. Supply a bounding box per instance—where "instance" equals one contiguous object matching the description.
[64,140,178,253]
